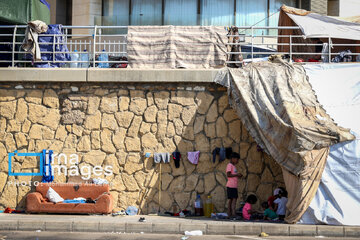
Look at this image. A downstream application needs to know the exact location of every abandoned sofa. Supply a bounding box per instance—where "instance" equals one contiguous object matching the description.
[26,183,113,214]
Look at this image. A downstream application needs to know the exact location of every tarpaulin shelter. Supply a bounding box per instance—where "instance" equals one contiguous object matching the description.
[214,58,355,224]
[278,5,360,61]
[0,0,50,25]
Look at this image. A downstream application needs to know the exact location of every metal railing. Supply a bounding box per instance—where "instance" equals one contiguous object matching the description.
[0,25,359,68]
[226,26,360,65]
[0,25,128,68]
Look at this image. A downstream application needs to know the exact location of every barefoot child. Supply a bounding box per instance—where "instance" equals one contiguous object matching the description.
[226,152,242,218]
[262,202,278,221]
[242,194,258,220]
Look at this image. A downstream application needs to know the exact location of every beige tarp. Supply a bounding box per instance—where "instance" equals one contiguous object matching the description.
[127,26,227,69]
[215,58,355,223]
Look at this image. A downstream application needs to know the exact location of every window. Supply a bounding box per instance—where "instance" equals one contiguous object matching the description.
[164,0,198,25]
[201,0,235,26]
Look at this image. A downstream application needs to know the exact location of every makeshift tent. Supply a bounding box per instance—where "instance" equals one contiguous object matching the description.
[0,0,50,25]
[278,5,360,61]
[214,58,355,223]
[300,63,360,226]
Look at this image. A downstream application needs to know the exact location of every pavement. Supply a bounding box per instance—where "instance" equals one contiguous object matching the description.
[1,231,360,240]
[0,213,359,238]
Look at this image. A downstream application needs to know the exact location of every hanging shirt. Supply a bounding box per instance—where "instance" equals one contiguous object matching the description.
[226,163,238,188]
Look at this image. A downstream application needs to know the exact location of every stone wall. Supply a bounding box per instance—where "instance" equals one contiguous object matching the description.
[0,82,284,213]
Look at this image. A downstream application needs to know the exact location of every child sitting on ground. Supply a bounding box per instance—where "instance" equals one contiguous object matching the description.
[262,202,278,221]
[273,189,288,220]
[242,194,259,220]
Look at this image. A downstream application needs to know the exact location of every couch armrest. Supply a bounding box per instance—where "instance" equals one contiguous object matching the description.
[26,192,43,213]
[95,193,113,214]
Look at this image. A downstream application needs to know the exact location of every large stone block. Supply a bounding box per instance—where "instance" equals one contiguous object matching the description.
[125,137,141,152]
[216,117,227,138]
[206,101,218,123]
[43,89,59,108]
[101,129,116,153]
[184,174,199,192]
[83,150,106,166]
[229,120,241,142]
[168,104,182,120]
[122,173,140,191]
[25,90,43,104]
[211,185,226,212]
[174,192,191,210]
[0,101,16,119]
[112,128,126,150]
[161,173,173,191]
[154,91,170,110]
[224,109,238,122]
[218,95,228,114]
[168,175,185,192]
[87,96,100,114]
[144,105,158,123]
[15,98,28,123]
[100,93,118,113]
[194,115,205,134]
[118,96,130,111]
[181,106,196,125]
[101,113,118,130]
[77,135,91,152]
[129,98,147,115]
[194,134,210,152]
[196,92,214,114]
[127,116,142,137]
[115,111,134,128]
[84,111,102,130]
[204,172,216,194]
[141,132,158,151]
[171,91,195,106]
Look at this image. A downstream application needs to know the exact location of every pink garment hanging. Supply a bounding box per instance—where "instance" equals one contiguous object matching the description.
[187,151,200,164]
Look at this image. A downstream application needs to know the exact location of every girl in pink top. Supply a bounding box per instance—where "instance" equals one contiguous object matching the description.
[242,194,258,220]
[226,152,243,218]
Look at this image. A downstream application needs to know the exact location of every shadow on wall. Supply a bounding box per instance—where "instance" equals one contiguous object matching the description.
[0,83,285,213]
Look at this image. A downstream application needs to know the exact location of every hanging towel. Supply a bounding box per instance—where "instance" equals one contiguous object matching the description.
[187,151,200,165]
[172,152,181,168]
[42,149,54,183]
[212,147,220,163]
[154,153,171,163]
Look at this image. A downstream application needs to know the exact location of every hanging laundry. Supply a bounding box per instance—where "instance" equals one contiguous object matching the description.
[225,147,233,160]
[172,152,181,168]
[187,151,200,165]
[42,149,54,183]
[154,153,171,163]
[212,148,220,163]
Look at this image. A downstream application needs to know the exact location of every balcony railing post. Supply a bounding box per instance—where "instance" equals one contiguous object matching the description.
[251,26,254,60]
[290,35,292,61]
[11,26,17,67]
[328,37,331,63]
[93,25,97,67]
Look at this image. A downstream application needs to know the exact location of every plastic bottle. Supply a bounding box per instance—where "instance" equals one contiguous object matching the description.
[80,49,89,68]
[194,194,203,216]
[204,195,214,217]
[69,50,79,68]
[98,49,109,68]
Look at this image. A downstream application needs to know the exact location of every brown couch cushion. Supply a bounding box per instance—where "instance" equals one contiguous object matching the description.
[36,183,109,200]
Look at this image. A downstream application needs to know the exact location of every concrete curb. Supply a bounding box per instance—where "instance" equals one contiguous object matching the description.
[1,219,359,237]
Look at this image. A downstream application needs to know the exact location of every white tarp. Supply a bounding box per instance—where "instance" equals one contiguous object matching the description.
[300,63,360,225]
[287,13,360,40]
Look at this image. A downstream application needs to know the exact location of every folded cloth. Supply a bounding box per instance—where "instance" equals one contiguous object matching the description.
[63,199,86,204]
[172,152,181,168]
[154,152,171,163]
[22,20,48,61]
[187,151,200,164]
